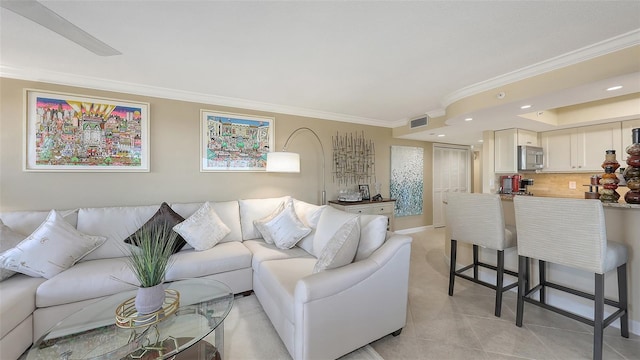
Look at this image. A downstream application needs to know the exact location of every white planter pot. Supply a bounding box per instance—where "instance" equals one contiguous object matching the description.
[135,284,165,315]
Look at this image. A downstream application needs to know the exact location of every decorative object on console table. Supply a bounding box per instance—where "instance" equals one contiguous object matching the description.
[124,222,178,315]
[623,128,640,204]
[359,184,370,200]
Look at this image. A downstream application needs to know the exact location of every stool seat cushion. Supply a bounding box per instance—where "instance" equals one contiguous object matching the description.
[604,241,628,274]
[504,224,517,249]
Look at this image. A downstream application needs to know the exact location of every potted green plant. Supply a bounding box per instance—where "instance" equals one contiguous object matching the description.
[125,221,178,315]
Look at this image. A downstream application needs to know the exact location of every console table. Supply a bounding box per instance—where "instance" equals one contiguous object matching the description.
[328,199,396,231]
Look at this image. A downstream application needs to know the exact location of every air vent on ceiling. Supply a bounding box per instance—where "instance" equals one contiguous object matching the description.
[410,116,429,128]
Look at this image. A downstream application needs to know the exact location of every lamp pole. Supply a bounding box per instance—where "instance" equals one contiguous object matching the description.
[282,127,326,205]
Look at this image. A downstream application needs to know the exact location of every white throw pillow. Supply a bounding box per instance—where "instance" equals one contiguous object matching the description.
[239,196,291,240]
[254,199,311,249]
[312,206,359,257]
[293,200,327,254]
[313,216,361,273]
[173,202,231,251]
[355,215,388,261]
[0,210,106,279]
[0,219,27,281]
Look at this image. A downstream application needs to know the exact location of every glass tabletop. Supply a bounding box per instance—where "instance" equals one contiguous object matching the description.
[26,278,234,360]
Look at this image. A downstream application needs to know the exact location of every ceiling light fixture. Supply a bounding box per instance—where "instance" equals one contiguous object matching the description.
[1,0,121,56]
[464,118,473,122]
[520,105,532,110]
[606,85,623,91]
[437,134,445,137]
[478,140,484,143]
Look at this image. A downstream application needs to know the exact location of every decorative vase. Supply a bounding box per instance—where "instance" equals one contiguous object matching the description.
[601,150,620,171]
[624,128,640,204]
[599,165,619,203]
[135,284,165,315]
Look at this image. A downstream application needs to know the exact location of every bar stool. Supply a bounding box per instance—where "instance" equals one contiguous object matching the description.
[513,196,629,360]
[446,192,518,317]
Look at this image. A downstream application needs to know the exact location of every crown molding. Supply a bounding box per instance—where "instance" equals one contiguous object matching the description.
[441,29,640,109]
[0,65,392,128]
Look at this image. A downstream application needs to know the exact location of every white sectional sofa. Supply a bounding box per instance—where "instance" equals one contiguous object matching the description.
[0,196,412,360]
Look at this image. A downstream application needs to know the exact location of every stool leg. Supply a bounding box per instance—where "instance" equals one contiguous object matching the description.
[448,240,457,296]
[617,264,629,338]
[525,256,530,293]
[539,260,546,304]
[594,273,605,360]
[516,255,526,327]
[495,250,505,317]
[473,245,479,281]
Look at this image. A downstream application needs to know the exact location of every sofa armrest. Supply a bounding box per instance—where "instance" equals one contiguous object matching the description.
[292,234,412,360]
[295,234,412,302]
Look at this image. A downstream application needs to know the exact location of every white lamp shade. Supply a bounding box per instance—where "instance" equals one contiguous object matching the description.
[266,152,300,173]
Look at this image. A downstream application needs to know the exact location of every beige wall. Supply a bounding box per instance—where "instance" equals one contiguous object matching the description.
[0,78,432,229]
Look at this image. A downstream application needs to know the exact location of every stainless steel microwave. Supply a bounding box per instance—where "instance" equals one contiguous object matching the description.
[518,145,544,171]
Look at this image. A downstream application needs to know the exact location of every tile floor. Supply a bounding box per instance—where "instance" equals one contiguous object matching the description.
[370,227,640,360]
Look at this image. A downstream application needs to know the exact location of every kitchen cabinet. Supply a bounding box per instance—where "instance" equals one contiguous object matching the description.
[541,122,622,172]
[494,129,538,173]
[621,119,640,162]
[328,199,396,231]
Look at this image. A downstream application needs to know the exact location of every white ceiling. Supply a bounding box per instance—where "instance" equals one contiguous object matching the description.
[1,1,640,145]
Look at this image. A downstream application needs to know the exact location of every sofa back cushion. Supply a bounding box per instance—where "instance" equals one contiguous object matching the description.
[292,200,327,254]
[238,196,291,240]
[0,209,78,235]
[312,206,359,257]
[170,201,242,243]
[77,205,160,261]
[356,214,388,261]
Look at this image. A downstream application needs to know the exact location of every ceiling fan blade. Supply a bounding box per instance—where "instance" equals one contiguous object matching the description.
[1,0,121,56]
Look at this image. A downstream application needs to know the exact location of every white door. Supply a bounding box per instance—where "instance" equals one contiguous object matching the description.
[433,145,471,227]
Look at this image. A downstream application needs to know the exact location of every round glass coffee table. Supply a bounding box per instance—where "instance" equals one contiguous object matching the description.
[26,278,234,360]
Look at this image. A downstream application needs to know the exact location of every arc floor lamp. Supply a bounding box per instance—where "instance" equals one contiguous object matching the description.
[266,127,326,205]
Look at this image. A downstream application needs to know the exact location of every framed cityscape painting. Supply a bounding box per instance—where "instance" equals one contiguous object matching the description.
[200,110,274,172]
[24,90,150,172]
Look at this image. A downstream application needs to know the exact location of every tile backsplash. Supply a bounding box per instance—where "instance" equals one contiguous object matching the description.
[524,172,629,202]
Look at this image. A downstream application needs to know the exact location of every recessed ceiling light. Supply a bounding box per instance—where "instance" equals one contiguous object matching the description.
[520,105,532,109]
[437,134,445,137]
[478,140,484,143]
[606,85,623,91]
[464,118,473,121]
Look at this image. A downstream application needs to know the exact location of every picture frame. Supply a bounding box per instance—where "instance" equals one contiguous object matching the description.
[359,184,371,200]
[200,110,274,172]
[24,90,149,172]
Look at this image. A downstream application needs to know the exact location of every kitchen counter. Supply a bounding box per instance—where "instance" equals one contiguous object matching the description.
[444,196,640,335]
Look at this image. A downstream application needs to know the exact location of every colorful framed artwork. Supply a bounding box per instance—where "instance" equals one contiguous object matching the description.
[24,90,150,172]
[200,110,274,172]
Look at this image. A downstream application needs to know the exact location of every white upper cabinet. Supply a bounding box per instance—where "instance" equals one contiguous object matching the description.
[621,119,640,163]
[494,129,538,173]
[541,122,622,172]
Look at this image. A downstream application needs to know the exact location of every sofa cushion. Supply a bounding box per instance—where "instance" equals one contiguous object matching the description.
[77,205,160,261]
[0,274,45,339]
[292,200,326,254]
[36,258,138,307]
[0,219,26,281]
[165,242,252,281]
[355,215,388,261]
[244,239,313,273]
[257,257,316,323]
[254,199,311,249]
[0,210,106,279]
[239,196,291,240]
[170,201,242,244]
[172,202,231,251]
[0,209,78,236]
[124,202,187,254]
[312,206,359,258]
[313,216,360,273]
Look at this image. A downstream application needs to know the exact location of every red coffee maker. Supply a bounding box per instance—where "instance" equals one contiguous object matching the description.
[500,174,522,194]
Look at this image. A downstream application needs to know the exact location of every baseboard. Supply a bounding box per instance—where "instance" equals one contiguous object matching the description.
[394,225,432,234]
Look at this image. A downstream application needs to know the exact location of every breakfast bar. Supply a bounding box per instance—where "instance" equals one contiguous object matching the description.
[445,197,640,334]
